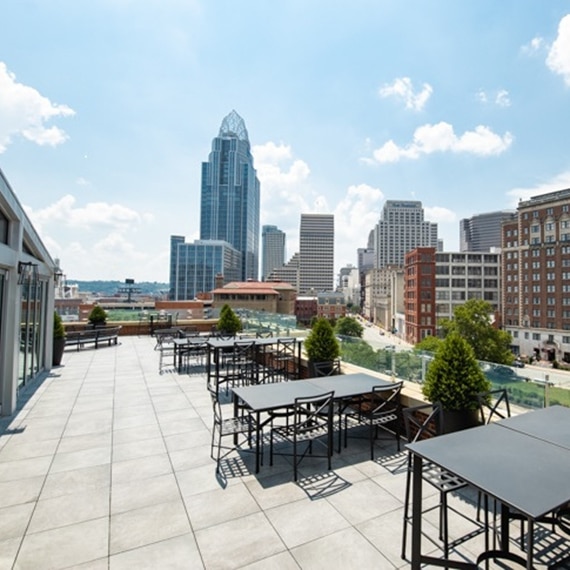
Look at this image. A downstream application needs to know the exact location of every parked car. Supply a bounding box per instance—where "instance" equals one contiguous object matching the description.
[513,359,525,368]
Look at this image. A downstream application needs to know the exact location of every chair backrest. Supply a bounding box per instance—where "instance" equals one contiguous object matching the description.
[232,340,256,361]
[208,386,222,425]
[403,403,443,443]
[276,338,296,358]
[477,388,511,424]
[312,359,341,377]
[368,382,403,417]
[256,330,273,338]
[293,391,335,433]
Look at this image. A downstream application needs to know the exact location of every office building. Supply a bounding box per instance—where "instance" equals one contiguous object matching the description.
[266,252,300,291]
[261,225,286,281]
[502,188,570,362]
[460,210,516,252]
[0,168,58,416]
[373,200,438,269]
[200,110,260,281]
[169,236,241,301]
[404,247,501,345]
[299,213,334,293]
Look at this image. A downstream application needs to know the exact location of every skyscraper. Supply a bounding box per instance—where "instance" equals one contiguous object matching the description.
[373,200,438,269]
[200,110,260,281]
[299,213,334,293]
[460,210,516,252]
[261,225,286,281]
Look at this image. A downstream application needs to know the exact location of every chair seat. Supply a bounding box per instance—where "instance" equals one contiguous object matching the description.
[422,461,467,493]
[273,422,330,442]
[220,416,254,437]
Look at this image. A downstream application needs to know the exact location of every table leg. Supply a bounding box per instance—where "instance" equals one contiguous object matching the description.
[411,453,423,570]
[255,411,261,473]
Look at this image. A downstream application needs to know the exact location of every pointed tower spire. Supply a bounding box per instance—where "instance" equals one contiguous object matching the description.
[218,110,249,142]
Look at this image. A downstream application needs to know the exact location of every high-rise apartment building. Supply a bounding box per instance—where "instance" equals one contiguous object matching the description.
[374,201,438,269]
[460,210,516,252]
[502,188,570,362]
[299,214,334,293]
[200,110,260,281]
[261,225,286,281]
[169,236,241,301]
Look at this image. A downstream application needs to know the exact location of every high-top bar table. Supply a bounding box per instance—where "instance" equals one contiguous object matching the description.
[233,373,394,473]
[407,409,570,569]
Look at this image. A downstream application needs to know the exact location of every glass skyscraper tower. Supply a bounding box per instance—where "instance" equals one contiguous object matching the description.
[200,110,260,281]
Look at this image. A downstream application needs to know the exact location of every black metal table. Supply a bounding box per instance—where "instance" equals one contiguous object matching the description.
[407,417,570,569]
[206,336,302,385]
[498,404,570,450]
[233,373,394,473]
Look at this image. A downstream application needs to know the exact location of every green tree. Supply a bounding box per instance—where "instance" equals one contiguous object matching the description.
[53,311,66,339]
[422,330,491,411]
[415,335,442,353]
[88,305,108,326]
[335,316,364,338]
[304,318,340,362]
[216,304,242,335]
[440,299,513,364]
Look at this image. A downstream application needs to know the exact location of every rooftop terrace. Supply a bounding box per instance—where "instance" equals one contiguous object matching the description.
[0,336,567,569]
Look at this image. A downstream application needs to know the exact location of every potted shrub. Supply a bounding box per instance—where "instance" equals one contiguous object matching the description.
[421,330,491,432]
[88,305,108,328]
[52,311,66,366]
[304,317,341,376]
[216,304,242,336]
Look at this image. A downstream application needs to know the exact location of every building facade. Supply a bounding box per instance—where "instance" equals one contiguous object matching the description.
[261,225,286,281]
[373,200,438,269]
[502,188,570,362]
[460,210,516,252]
[0,168,57,416]
[169,236,241,301]
[211,281,296,315]
[299,213,334,294]
[404,247,501,344]
[200,110,260,281]
[266,252,300,290]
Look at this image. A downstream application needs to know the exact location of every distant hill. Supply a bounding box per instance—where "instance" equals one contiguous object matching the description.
[66,280,169,296]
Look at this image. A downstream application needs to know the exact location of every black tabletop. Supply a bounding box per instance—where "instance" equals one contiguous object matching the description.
[308,373,394,399]
[207,336,299,350]
[407,422,570,519]
[233,381,324,412]
[498,404,570,450]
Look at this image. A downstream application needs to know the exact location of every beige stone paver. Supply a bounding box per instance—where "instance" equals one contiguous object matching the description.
[0,335,564,570]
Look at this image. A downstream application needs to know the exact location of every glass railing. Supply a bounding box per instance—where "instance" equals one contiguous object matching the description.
[337,335,569,410]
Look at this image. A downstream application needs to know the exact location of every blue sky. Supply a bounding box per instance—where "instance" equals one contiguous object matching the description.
[2,1,570,282]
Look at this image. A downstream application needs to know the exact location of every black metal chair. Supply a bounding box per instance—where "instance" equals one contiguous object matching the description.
[179,338,209,373]
[217,340,257,395]
[477,388,511,424]
[343,382,403,459]
[269,338,298,382]
[311,359,341,377]
[208,386,254,473]
[401,403,473,561]
[270,391,335,481]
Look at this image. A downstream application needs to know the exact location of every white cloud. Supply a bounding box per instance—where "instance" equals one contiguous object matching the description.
[521,36,545,55]
[253,141,314,256]
[505,171,570,207]
[370,122,513,163]
[477,89,510,107]
[546,14,570,86]
[0,62,75,153]
[495,89,511,107]
[424,206,456,224]
[26,194,150,230]
[334,184,383,265]
[378,77,433,111]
